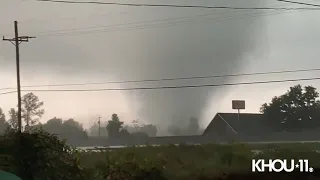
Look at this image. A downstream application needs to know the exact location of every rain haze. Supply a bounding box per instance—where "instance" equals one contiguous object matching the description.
[1,0,320,135]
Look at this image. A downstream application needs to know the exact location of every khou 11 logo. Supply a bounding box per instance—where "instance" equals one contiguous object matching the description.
[252,159,314,172]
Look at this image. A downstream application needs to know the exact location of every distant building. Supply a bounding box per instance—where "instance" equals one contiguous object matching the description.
[203,113,320,143]
[141,113,272,145]
[80,112,320,147]
[203,113,274,142]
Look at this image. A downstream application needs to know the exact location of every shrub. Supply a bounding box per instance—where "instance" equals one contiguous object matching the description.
[5,130,85,180]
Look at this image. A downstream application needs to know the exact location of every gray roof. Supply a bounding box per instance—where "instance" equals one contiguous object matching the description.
[203,113,274,136]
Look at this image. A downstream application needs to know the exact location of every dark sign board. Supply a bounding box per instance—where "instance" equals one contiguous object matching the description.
[232,100,245,110]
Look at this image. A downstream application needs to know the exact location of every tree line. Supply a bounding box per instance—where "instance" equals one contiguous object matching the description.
[0,92,202,139]
[0,93,161,144]
[1,84,319,143]
[0,93,89,143]
[88,116,158,138]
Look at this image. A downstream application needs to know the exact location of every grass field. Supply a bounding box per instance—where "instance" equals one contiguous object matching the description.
[77,143,320,180]
[4,132,320,179]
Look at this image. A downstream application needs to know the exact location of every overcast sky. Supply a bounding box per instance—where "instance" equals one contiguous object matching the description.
[1,0,320,134]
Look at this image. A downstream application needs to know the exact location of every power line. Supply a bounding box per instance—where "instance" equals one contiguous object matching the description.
[0,1,314,36]
[0,0,285,28]
[1,76,320,95]
[2,11,241,37]
[34,9,303,37]
[1,67,320,91]
[1,10,266,36]
[0,0,308,35]
[0,91,17,95]
[34,0,320,37]
[31,11,247,35]
[1,0,308,28]
[5,0,309,37]
[277,0,320,7]
[36,0,320,10]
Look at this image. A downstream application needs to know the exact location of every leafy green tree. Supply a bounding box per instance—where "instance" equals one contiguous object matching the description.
[41,118,88,144]
[6,130,85,180]
[62,119,88,141]
[0,108,5,121]
[8,108,19,130]
[0,108,9,134]
[260,84,320,130]
[21,93,44,127]
[106,113,124,138]
[45,117,63,133]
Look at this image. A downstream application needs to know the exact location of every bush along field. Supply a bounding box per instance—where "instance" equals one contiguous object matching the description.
[2,130,320,180]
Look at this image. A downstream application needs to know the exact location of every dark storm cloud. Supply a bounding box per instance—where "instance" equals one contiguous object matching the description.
[0,0,267,130]
[0,38,91,76]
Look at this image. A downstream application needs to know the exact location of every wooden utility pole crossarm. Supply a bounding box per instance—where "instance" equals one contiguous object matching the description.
[2,21,36,133]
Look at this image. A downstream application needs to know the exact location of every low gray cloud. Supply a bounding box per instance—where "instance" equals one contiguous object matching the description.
[0,0,270,132]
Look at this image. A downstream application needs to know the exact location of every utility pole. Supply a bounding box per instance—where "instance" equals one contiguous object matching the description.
[98,116,102,137]
[2,21,35,133]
